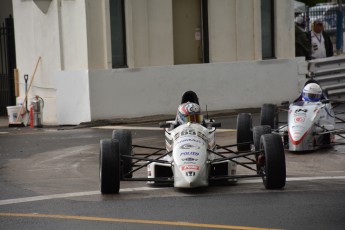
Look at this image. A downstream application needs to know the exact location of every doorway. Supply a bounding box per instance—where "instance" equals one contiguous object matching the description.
[173,0,207,64]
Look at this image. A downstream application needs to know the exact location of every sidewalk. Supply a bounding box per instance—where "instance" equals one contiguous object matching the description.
[0,116,9,128]
[0,108,262,130]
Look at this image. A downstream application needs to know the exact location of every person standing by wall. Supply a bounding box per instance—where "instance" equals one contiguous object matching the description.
[308,19,333,59]
[295,15,311,60]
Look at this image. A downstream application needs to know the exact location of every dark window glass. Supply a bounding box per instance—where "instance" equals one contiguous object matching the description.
[261,0,275,59]
[109,0,127,68]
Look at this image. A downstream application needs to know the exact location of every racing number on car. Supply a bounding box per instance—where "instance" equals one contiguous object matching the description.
[181,129,196,136]
[295,109,308,114]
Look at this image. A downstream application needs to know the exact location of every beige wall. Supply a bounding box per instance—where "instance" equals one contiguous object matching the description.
[274,0,295,59]
[113,0,296,67]
[86,0,111,69]
[209,0,295,62]
[125,0,174,68]
[208,0,236,62]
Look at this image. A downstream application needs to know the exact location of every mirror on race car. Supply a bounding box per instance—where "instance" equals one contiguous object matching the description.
[210,122,221,128]
[281,101,289,106]
[159,122,171,128]
[321,99,330,104]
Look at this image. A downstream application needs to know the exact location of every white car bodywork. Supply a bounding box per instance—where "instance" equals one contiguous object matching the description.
[287,101,335,151]
[148,122,236,188]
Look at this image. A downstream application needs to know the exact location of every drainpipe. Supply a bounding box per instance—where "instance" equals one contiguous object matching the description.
[57,0,65,70]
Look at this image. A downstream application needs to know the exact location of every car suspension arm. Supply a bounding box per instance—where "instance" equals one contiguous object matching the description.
[123,151,172,176]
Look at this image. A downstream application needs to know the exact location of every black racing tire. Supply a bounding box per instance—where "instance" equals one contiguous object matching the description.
[112,130,133,178]
[253,125,272,151]
[260,104,277,129]
[260,134,286,189]
[236,113,253,151]
[99,139,120,194]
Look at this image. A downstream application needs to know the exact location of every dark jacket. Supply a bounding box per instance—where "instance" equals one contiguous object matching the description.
[307,31,334,58]
[295,25,312,60]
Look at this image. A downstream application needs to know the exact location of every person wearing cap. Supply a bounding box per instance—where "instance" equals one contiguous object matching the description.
[295,15,312,60]
[308,19,333,59]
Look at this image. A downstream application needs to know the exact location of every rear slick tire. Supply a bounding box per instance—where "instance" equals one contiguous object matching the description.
[236,113,253,151]
[260,104,277,129]
[253,125,272,151]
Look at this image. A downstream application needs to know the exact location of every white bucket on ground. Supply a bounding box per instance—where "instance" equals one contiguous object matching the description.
[7,106,23,123]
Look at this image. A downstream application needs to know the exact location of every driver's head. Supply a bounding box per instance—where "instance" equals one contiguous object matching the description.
[177,102,203,125]
[302,83,322,102]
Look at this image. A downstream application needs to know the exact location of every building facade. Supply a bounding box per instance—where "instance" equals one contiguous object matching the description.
[11,0,306,125]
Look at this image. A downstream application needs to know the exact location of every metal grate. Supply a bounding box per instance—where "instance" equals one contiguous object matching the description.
[306,4,345,34]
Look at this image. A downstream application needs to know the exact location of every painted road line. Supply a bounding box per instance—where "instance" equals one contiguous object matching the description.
[287,175,345,181]
[94,125,237,132]
[1,176,345,206]
[238,175,345,184]
[0,213,281,230]
[0,187,163,206]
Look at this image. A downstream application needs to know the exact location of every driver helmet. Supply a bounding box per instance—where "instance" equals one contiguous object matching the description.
[177,102,203,125]
[302,83,322,102]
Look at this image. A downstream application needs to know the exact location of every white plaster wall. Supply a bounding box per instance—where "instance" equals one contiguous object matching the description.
[60,0,88,70]
[56,70,91,125]
[57,57,307,125]
[12,0,94,125]
[13,0,61,125]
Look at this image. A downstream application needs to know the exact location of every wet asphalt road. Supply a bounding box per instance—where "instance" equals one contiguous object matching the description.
[0,112,345,230]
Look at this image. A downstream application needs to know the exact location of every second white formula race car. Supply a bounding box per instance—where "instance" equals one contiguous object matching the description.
[99,91,286,194]
[259,82,345,152]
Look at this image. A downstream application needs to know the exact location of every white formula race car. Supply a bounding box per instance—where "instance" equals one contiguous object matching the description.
[99,91,286,194]
[259,84,345,152]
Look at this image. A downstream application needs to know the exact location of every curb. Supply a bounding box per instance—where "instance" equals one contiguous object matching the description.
[75,108,261,129]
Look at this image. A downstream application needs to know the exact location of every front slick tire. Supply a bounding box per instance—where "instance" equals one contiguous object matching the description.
[100,139,120,194]
[260,134,286,189]
[112,130,133,178]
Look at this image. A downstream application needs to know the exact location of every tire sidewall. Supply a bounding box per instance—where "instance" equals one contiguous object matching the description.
[237,113,253,151]
[260,134,286,189]
[100,139,120,194]
[112,130,133,178]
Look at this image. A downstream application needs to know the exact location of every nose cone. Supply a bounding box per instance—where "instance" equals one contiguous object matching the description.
[173,164,208,188]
